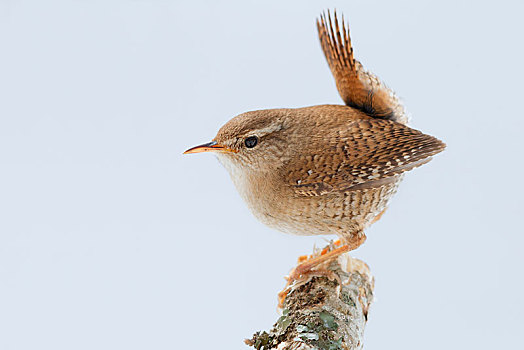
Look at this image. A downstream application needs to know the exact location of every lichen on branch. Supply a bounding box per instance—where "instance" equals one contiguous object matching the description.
[245,254,374,350]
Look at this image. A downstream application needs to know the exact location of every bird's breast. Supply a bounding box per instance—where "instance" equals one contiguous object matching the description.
[216,153,402,238]
[217,153,298,232]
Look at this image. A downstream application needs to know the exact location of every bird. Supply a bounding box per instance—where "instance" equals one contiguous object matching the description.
[184,11,445,283]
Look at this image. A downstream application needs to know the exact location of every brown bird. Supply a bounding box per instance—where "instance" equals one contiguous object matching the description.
[184,12,445,282]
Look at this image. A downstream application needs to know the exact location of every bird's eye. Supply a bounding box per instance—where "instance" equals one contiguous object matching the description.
[244,136,258,148]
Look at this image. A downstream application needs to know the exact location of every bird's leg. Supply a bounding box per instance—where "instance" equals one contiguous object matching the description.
[296,239,343,263]
[288,243,350,281]
[278,235,366,308]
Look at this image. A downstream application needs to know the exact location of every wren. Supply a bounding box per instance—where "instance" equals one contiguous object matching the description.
[184,11,445,278]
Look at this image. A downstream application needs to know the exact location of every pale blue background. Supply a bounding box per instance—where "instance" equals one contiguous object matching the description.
[1,1,523,349]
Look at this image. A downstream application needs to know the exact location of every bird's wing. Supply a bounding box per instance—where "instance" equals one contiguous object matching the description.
[317,11,409,125]
[284,119,445,196]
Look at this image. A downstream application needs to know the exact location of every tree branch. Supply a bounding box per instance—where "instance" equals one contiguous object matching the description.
[246,254,374,350]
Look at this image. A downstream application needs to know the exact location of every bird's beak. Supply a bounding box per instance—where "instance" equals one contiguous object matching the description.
[183,141,237,154]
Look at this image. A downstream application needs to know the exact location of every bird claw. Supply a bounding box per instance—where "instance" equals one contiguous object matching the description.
[277,240,348,309]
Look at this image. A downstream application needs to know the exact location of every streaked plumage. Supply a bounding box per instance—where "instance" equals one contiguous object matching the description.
[185,11,445,249]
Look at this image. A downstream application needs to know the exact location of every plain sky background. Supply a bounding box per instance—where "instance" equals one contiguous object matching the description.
[1,0,523,349]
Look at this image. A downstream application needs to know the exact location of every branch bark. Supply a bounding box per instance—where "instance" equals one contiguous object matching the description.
[246,254,374,350]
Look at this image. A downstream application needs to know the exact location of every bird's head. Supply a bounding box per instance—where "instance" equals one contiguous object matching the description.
[184,109,294,172]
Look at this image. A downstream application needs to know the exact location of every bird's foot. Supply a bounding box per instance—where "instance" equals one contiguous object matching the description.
[291,240,347,279]
[278,240,348,308]
[296,239,343,263]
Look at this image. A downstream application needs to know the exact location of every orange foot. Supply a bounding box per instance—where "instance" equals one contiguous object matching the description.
[278,236,367,308]
[296,239,342,263]
[278,240,351,308]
